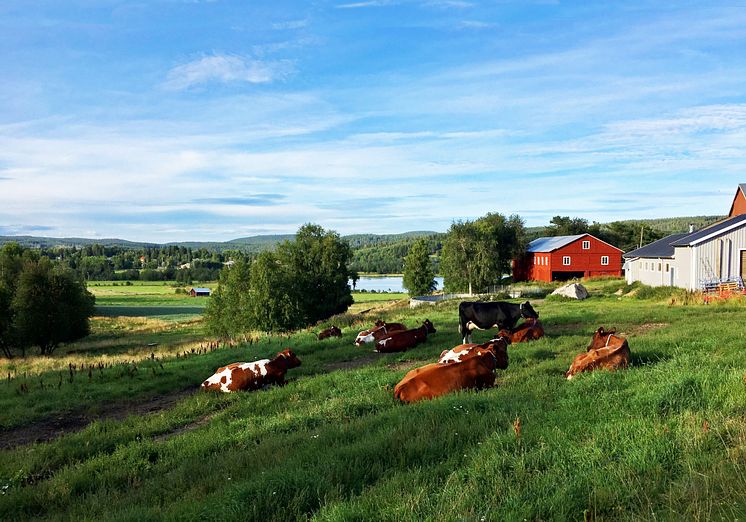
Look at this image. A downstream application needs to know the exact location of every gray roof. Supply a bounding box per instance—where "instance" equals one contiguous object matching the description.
[192,287,211,293]
[527,235,586,253]
[670,213,746,246]
[624,214,746,258]
[623,233,689,259]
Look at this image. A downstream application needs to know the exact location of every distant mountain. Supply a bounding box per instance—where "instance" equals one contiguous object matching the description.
[0,231,440,253]
[0,235,159,249]
[0,218,723,253]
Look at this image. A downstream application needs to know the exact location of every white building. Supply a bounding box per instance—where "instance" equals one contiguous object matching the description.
[623,214,746,290]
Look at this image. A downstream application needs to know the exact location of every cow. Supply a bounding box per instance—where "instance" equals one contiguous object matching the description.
[458,301,539,344]
[394,340,509,403]
[201,348,301,393]
[438,336,511,365]
[586,326,616,351]
[375,320,436,353]
[497,318,545,344]
[566,329,630,380]
[354,321,408,346]
[318,326,342,340]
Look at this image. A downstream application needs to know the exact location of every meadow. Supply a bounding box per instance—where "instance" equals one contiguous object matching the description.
[2,279,746,520]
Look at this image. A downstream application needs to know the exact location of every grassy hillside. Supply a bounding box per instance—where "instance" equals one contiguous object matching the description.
[3,280,746,520]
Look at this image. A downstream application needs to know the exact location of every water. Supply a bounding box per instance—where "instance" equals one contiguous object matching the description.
[351,276,444,293]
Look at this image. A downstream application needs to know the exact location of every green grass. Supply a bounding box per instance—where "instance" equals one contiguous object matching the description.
[4,285,746,519]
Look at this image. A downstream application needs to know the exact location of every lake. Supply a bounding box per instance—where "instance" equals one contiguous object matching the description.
[351,276,444,293]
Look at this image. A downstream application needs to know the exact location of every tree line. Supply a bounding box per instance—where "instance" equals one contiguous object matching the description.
[0,243,95,358]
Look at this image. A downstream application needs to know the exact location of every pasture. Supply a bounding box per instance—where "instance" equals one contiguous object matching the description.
[2,280,746,520]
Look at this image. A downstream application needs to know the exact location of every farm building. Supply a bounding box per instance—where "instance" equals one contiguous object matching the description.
[190,287,211,297]
[728,183,746,217]
[513,234,623,282]
[623,213,746,291]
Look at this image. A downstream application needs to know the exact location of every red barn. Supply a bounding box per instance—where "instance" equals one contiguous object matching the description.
[513,234,623,282]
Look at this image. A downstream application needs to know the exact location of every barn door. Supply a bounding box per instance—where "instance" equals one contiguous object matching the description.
[741,251,746,281]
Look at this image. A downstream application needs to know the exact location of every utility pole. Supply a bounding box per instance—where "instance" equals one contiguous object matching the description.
[639,225,644,249]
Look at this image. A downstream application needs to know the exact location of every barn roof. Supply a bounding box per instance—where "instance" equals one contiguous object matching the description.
[527,235,586,252]
[192,287,211,293]
[669,213,746,247]
[622,233,690,259]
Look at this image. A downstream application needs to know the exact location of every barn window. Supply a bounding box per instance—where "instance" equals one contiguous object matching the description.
[665,263,669,272]
[601,256,609,266]
[582,240,590,249]
[563,256,571,266]
[658,263,662,271]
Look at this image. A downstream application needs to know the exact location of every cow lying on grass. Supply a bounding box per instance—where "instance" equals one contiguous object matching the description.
[566,327,630,380]
[201,348,301,393]
[438,336,510,365]
[394,338,509,403]
[459,300,539,344]
[318,326,342,340]
[375,320,436,353]
[354,320,407,346]
[497,318,544,344]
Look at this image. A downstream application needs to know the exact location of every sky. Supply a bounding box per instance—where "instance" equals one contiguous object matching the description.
[2,1,746,242]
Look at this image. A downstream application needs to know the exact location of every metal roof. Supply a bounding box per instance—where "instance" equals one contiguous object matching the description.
[192,287,211,293]
[670,213,746,247]
[527,235,586,252]
[622,233,689,259]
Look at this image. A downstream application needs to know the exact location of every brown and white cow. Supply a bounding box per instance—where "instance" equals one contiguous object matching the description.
[375,320,436,353]
[586,326,616,351]
[497,317,544,344]
[318,326,342,340]
[438,336,510,365]
[394,340,509,403]
[201,348,301,393]
[566,328,629,380]
[354,320,407,346]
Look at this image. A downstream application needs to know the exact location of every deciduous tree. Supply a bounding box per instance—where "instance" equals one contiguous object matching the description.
[403,239,436,296]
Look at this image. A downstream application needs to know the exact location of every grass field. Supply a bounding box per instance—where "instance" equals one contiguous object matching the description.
[3,279,746,520]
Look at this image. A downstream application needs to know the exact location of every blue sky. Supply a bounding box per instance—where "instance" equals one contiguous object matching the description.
[2,1,746,242]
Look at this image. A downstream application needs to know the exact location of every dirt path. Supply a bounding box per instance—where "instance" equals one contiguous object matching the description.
[0,386,198,450]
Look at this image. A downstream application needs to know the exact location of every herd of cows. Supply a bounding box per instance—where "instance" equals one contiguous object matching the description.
[201,300,631,401]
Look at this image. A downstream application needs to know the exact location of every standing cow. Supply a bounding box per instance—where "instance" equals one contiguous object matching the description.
[458,301,539,344]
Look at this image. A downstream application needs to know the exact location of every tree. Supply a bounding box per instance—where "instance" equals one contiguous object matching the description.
[441,213,526,294]
[11,258,95,356]
[403,239,436,296]
[204,258,253,338]
[206,224,354,335]
[545,216,589,237]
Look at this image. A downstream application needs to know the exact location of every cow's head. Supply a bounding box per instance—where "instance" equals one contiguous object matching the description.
[519,301,538,320]
[587,326,616,351]
[330,326,342,337]
[423,319,436,334]
[485,336,510,370]
[277,348,302,369]
[374,319,385,327]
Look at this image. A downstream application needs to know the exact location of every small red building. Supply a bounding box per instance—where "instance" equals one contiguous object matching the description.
[728,183,746,217]
[513,234,623,282]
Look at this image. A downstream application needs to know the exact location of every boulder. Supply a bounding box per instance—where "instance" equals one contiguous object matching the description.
[551,283,589,300]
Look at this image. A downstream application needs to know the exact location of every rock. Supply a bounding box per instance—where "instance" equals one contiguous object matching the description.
[551,283,589,300]
[614,289,624,296]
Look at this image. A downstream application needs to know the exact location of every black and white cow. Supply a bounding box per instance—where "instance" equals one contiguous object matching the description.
[458,301,538,344]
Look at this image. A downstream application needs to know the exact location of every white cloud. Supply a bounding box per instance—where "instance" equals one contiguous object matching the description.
[163,54,293,90]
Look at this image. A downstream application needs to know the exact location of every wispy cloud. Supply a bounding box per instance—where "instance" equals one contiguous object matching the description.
[336,1,392,9]
[272,19,308,30]
[194,194,287,206]
[163,54,294,90]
